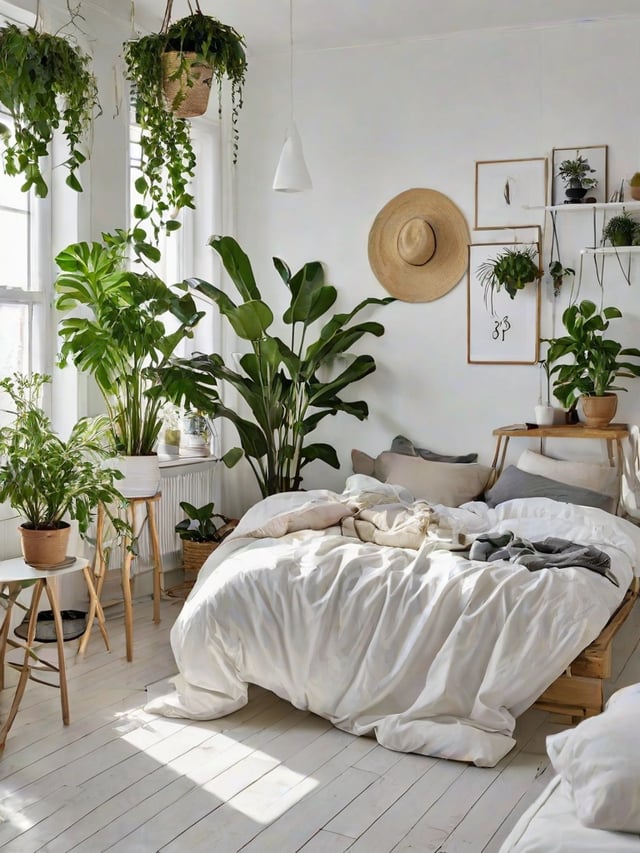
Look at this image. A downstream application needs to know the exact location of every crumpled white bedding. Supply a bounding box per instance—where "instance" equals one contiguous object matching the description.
[146,476,639,767]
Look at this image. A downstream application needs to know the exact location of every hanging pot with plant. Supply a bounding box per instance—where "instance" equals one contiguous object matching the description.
[477,245,541,315]
[123,0,247,234]
[0,14,100,197]
[602,211,640,247]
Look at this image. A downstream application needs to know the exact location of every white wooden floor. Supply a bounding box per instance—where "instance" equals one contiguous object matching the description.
[0,594,639,853]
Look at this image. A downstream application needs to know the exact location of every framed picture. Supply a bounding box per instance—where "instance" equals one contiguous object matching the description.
[474,158,547,229]
[467,240,541,365]
[551,145,608,205]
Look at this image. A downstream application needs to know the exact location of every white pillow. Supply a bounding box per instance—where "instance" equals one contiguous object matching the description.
[546,684,640,832]
[373,452,491,507]
[516,449,619,498]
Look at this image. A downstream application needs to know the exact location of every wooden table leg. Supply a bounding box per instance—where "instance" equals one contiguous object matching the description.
[43,578,70,726]
[147,499,163,625]
[0,580,44,750]
[121,515,135,663]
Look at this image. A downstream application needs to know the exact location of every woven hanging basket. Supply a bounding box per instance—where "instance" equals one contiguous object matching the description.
[162,51,213,118]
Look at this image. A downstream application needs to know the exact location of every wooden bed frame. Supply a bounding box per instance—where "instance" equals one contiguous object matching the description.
[533,576,639,722]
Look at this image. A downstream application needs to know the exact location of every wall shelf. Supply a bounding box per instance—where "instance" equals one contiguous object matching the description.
[580,246,640,256]
[526,201,640,212]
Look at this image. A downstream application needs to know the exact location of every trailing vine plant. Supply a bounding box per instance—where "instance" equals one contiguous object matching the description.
[0,7,100,197]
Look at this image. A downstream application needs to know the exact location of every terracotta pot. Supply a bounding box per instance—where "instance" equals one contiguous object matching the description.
[581,393,618,428]
[630,185,640,201]
[19,522,70,569]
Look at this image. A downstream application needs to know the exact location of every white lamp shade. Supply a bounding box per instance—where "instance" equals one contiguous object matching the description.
[273,122,312,192]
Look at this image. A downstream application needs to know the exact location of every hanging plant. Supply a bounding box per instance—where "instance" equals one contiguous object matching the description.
[123,0,247,235]
[477,245,541,314]
[0,20,100,197]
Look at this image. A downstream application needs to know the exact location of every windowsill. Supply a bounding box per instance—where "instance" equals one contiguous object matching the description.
[158,455,219,470]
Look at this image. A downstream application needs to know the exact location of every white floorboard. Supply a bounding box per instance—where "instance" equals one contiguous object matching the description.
[0,593,636,852]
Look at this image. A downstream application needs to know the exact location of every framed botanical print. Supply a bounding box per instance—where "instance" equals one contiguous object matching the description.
[467,239,541,364]
[551,145,608,205]
[475,157,548,229]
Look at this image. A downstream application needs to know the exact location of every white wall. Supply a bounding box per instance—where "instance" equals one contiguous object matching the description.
[227,16,640,506]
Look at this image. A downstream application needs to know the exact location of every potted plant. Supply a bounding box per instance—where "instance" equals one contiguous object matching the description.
[54,232,205,496]
[175,501,236,585]
[548,260,575,298]
[123,2,247,234]
[545,300,640,427]
[477,246,541,315]
[557,154,598,203]
[602,212,640,247]
[0,373,129,567]
[0,20,100,197]
[535,352,555,426]
[156,236,394,498]
[628,172,640,201]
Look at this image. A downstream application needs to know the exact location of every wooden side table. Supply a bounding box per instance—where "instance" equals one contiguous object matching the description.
[490,423,629,510]
[91,493,164,663]
[0,556,96,752]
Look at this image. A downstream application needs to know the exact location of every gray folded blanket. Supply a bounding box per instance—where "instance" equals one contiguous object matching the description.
[469,531,619,586]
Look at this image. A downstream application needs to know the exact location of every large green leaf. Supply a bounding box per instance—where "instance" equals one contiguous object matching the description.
[210,235,261,301]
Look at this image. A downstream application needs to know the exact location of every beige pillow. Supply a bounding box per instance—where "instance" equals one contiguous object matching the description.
[374,452,491,507]
[351,449,375,476]
[516,450,618,498]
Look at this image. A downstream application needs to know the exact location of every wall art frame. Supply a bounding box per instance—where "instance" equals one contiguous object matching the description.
[551,144,608,206]
[467,235,541,365]
[474,157,548,229]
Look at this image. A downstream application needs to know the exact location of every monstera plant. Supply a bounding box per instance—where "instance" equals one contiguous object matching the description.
[158,236,394,497]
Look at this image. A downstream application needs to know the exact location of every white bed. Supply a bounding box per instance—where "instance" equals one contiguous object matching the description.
[146,475,640,768]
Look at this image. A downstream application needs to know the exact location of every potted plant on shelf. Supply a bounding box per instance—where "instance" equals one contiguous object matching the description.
[156,236,394,498]
[477,245,541,315]
[545,300,640,427]
[175,501,236,586]
[123,1,247,234]
[628,172,640,201]
[0,19,100,197]
[54,233,205,497]
[0,373,129,567]
[602,212,640,247]
[557,154,598,203]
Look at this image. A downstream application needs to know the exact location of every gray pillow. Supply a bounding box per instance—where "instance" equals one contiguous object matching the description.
[391,435,478,464]
[484,466,615,513]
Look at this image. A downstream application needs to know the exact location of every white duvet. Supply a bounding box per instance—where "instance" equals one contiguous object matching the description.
[146,476,640,767]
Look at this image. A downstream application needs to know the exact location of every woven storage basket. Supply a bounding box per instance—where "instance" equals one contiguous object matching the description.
[182,539,218,582]
[162,51,213,118]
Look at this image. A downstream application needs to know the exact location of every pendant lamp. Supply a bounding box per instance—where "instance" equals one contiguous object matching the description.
[273,0,312,192]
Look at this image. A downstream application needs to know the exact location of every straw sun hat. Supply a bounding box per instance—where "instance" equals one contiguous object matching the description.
[368,188,470,302]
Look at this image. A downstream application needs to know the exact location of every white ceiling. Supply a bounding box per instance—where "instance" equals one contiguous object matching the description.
[128,0,640,55]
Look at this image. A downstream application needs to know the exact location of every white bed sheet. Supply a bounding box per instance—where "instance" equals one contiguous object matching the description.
[146,476,638,767]
[500,776,640,852]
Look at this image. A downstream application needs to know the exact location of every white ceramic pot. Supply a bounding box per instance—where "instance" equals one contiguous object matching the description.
[535,404,555,426]
[110,454,161,498]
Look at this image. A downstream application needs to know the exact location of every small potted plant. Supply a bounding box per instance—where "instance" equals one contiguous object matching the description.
[123,2,247,233]
[0,373,129,567]
[628,172,640,201]
[477,245,541,315]
[548,260,575,298]
[557,154,598,203]
[175,501,237,585]
[0,20,100,197]
[545,300,640,427]
[602,211,640,247]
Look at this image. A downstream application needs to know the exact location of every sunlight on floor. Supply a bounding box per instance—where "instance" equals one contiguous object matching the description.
[118,709,319,823]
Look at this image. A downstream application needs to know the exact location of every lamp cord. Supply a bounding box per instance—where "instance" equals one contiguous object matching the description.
[289,0,294,124]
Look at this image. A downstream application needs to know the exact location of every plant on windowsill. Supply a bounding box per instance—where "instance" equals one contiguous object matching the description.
[545,300,640,427]
[175,501,237,583]
[477,245,541,315]
[123,0,247,235]
[0,18,100,197]
[156,236,395,498]
[0,373,129,567]
[602,212,640,247]
[54,230,205,497]
[557,154,598,203]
